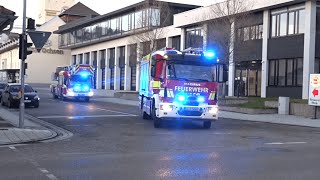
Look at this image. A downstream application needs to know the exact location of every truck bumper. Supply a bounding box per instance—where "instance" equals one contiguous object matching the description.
[157,103,218,121]
[65,91,94,98]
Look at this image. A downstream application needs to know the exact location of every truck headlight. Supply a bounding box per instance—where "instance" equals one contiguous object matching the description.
[208,106,218,114]
[34,96,40,100]
[160,104,173,112]
[68,92,75,96]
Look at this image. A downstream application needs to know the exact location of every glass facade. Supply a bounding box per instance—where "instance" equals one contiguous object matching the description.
[268,58,303,87]
[185,27,203,49]
[271,7,305,37]
[238,24,263,41]
[59,8,161,48]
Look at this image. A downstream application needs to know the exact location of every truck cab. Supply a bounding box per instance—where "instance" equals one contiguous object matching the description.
[139,48,226,128]
[50,64,94,102]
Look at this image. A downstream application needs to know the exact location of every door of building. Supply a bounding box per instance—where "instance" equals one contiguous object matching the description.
[234,61,261,97]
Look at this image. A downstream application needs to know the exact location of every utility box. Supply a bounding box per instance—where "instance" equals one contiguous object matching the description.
[278,97,290,115]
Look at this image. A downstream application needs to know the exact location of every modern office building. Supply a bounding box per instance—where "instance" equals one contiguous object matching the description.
[174,0,320,99]
[55,0,200,91]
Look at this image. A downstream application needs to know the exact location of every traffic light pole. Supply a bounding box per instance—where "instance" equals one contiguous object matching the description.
[19,0,27,128]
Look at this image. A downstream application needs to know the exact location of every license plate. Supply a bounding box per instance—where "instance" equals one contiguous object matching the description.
[78,94,85,96]
[25,100,31,103]
[184,107,199,111]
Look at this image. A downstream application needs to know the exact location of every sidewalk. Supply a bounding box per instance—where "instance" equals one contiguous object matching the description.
[0,108,58,145]
[93,97,320,128]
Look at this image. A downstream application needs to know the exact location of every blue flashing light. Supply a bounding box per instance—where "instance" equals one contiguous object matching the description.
[177,95,186,102]
[83,85,90,91]
[197,96,205,103]
[74,85,81,91]
[80,72,89,78]
[204,51,216,59]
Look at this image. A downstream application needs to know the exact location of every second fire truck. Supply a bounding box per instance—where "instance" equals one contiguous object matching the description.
[50,64,94,102]
[139,48,225,128]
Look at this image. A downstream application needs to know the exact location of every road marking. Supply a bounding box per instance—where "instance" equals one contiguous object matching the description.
[49,99,137,116]
[37,114,137,119]
[46,174,59,180]
[135,123,145,125]
[9,146,16,150]
[265,142,307,145]
[65,124,96,127]
[210,132,232,135]
[38,168,49,173]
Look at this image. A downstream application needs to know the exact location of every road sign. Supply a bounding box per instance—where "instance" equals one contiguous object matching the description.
[27,30,51,52]
[309,74,320,106]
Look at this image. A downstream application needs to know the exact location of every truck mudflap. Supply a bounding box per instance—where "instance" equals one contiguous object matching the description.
[156,103,218,120]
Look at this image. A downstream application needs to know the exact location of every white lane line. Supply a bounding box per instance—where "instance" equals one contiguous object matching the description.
[210,132,232,135]
[265,142,307,145]
[9,146,16,150]
[135,123,145,125]
[46,174,59,180]
[37,114,137,119]
[38,168,49,174]
[65,124,96,127]
[49,99,136,116]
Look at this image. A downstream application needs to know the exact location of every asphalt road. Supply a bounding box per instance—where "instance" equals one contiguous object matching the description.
[1,85,320,179]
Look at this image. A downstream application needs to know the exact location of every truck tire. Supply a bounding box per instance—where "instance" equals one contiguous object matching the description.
[203,121,212,129]
[52,92,58,99]
[152,100,161,128]
[140,95,150,120]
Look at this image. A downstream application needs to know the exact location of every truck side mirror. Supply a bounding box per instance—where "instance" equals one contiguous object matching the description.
[151,66,156,78]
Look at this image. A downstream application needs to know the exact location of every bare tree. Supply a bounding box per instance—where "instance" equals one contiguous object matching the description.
[130,0,172,59]
[203,0,255,62]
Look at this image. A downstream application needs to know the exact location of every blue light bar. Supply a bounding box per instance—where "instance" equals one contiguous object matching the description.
[204,51,215,58]
[178,95,186,102]
[197,96,205,103]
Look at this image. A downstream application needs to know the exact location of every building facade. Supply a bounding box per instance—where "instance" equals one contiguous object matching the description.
[37,0,75,25]
[55,0,199,91]
[0,2,99,84]
[174,0,320,99]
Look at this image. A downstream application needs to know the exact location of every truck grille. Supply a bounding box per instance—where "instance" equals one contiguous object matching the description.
[178,110,202,116]
[182,97,199,106]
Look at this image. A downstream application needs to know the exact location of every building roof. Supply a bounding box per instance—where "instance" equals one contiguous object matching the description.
[0,6,17,33]
[59,2,100,17]
[55,0,201,34]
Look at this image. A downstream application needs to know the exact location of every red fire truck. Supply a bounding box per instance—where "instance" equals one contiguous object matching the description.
[50,64,94,102]
[139,48,224,128]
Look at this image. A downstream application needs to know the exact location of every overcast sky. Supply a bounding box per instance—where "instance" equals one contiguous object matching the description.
[0,0,217,33]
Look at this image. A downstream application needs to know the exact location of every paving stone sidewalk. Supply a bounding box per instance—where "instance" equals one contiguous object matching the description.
[92,97,320,128]
[0,108,57,145]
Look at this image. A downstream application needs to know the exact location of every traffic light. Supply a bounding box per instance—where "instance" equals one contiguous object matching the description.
[27,18,35,30]
[19,34,33,60]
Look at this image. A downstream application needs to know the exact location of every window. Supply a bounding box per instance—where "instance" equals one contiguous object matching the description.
[110,18,117,35]
[271,8,305,37]
[150,8,160,27]
[83,26,91,41]
[238,24,263,41]
[122,15,129,32]
[135,11,143,29]
[269,58,303,86]
[185,27,203,48]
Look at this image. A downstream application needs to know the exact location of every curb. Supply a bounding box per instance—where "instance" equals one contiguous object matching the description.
[24,114,73,143]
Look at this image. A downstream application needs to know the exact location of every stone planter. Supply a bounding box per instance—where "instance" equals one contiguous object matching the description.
[219,106,277,114]
[289,103,320,118]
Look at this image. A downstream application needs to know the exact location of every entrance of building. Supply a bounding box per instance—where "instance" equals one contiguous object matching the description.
[234,61,261,97]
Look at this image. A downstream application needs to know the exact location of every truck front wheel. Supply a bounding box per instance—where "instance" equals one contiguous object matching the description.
[152,101,161,128]
[203,121,212,129]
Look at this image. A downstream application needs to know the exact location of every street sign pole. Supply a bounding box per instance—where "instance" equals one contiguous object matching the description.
[19,0,27,128]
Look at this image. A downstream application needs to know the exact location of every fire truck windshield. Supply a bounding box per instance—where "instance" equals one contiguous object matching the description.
[168,64,214,82]
[70,75,92,83]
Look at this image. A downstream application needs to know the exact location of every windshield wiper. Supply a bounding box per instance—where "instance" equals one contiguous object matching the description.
[188,78,210,82]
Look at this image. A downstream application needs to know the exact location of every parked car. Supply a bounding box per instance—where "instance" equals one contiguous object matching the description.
[0,82,7,102]
[1,83,40,108]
